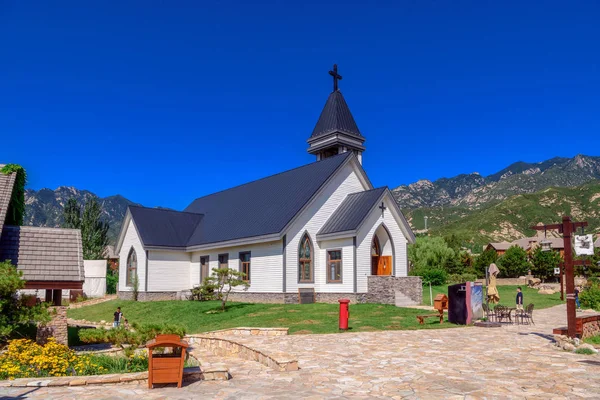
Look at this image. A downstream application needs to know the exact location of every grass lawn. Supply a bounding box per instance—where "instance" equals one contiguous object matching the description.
[68,300,462,335]
[422,284,564,310]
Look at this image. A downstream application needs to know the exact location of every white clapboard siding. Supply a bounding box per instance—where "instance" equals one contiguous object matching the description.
[316,237,354,293]
[191,240,283,292]
[285,162,367,293]
[356,194,409,293]
[147,251,191,292]
[118,220,146,292]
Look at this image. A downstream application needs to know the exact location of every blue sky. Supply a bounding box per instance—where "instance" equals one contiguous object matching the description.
[1,1,599,209]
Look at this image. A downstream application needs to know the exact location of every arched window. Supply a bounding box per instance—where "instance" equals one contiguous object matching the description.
[298,233,313,283]
[126,248,137,287]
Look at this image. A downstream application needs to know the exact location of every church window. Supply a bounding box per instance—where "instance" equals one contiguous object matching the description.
[239,252,251,282]
[126,248,137,287]
[218,254,229,269]
[298,233,313,283]
[327,249,342,283]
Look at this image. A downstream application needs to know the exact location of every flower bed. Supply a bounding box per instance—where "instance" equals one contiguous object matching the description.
[0,338,197,380]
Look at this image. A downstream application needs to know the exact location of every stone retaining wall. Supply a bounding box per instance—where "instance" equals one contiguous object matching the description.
[365,276,423,304]
[580,314,600,339]
[203,327,289,337]
[188,335,298,372]
[0,367,228,388]
[69,295,117,309]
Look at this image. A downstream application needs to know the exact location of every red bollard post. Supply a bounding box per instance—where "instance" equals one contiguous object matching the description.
[338,298,350,331]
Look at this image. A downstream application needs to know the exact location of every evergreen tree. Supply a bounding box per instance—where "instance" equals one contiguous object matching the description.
[497,246,530,278]
[62,198,81,229]
[474,248,498,278]
[530,247,561,281]
[62,197,109,259]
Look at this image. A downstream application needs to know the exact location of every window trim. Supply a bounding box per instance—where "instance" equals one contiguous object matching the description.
[218,253,229,269]
[239,251,251,282]
[126,247,137,288]
[326,248,343,284]
[298,232,314,284]
[200,255,210,282]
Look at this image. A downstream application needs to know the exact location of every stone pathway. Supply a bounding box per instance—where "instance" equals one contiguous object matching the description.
[2,305,600,399]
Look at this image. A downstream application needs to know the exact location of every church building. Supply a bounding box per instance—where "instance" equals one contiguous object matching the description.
[116,66,420,304]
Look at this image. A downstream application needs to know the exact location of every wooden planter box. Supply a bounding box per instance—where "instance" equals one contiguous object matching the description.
[146,334,188,388]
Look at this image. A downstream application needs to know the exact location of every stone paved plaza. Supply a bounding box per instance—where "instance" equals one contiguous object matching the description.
[2,304,599,399]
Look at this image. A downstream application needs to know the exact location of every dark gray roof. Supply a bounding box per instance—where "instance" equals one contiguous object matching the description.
[0,168,16,235]
[0,226,84,283]
[129,206,203,248]
[128,152,354,248]
[318,187,386,236]
[310,90,363,139]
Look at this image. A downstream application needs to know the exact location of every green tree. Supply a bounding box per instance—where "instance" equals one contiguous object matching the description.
[497,246,530,278]
[62,198,82,229]
[473,248,498,278]
[62,197,109,259]
[0,260,49,340]
[1,164,27,226]
[530,247,562,281]
[408,236,456,271]
[200,268,249,311]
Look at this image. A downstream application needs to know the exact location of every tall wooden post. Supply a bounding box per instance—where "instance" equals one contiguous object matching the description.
[562,216,577,338]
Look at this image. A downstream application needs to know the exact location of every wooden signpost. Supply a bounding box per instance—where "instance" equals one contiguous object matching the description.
[530,216,587,338]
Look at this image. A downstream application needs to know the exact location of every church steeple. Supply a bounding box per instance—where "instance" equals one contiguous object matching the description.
[307,64,366,164]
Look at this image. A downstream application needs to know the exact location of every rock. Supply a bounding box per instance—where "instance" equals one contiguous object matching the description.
[100,320,106,324]
[562,343,575,352]
[538,289,556,295]
[574,338,580,346]
[528,278,542,287]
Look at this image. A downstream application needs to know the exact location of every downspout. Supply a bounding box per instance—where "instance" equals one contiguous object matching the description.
[282,235,287,293]
[353,236,357,293]
[145,250,149,292]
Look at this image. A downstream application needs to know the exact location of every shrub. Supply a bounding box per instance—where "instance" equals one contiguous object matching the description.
[497,246,530,278]
[447,273,478,284]
[106,272,118,295]
[580,284,600,311]
[0,338,105,380]
[191,278,216,301]
[411,268,448,286]
[575,347,596,355]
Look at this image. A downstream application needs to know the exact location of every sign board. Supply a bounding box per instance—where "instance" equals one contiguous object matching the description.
[554,267,561,275]
[298,288,315,304]
[574,234,594,256]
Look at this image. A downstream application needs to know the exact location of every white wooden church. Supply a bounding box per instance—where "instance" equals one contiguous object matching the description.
[116,66,419,304]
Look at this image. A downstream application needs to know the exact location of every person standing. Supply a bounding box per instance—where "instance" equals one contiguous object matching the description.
[516,287,524,311]
[575,287,581,311]
[113,306,123,328]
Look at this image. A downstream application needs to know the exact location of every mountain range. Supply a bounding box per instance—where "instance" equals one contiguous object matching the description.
[22,154,600,250]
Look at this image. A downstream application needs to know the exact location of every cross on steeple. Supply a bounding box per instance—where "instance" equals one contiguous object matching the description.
[329,64,342,92]
[379,202,387,217]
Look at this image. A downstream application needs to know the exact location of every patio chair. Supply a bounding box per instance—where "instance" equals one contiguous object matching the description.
[519,304,535,325]
[482,303,497,322]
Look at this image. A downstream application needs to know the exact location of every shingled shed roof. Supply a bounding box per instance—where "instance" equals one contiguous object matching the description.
[318,187,387,236]
[0,167,16,234]
[310,90,363,139]
[0,226,84,286]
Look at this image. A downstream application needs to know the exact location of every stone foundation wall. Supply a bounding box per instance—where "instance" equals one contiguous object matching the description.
[228,292,285,303]
[365,276,422,304]
[36,306,67,345]
[118,291,179,301]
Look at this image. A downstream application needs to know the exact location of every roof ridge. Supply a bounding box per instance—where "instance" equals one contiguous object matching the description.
[186,152,353,206]
[128,204,204,216]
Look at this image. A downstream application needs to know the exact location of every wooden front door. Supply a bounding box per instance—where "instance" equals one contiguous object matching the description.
[377,256,392,276]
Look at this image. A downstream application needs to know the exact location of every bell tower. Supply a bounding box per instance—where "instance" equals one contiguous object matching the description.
[307,64,366,164]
